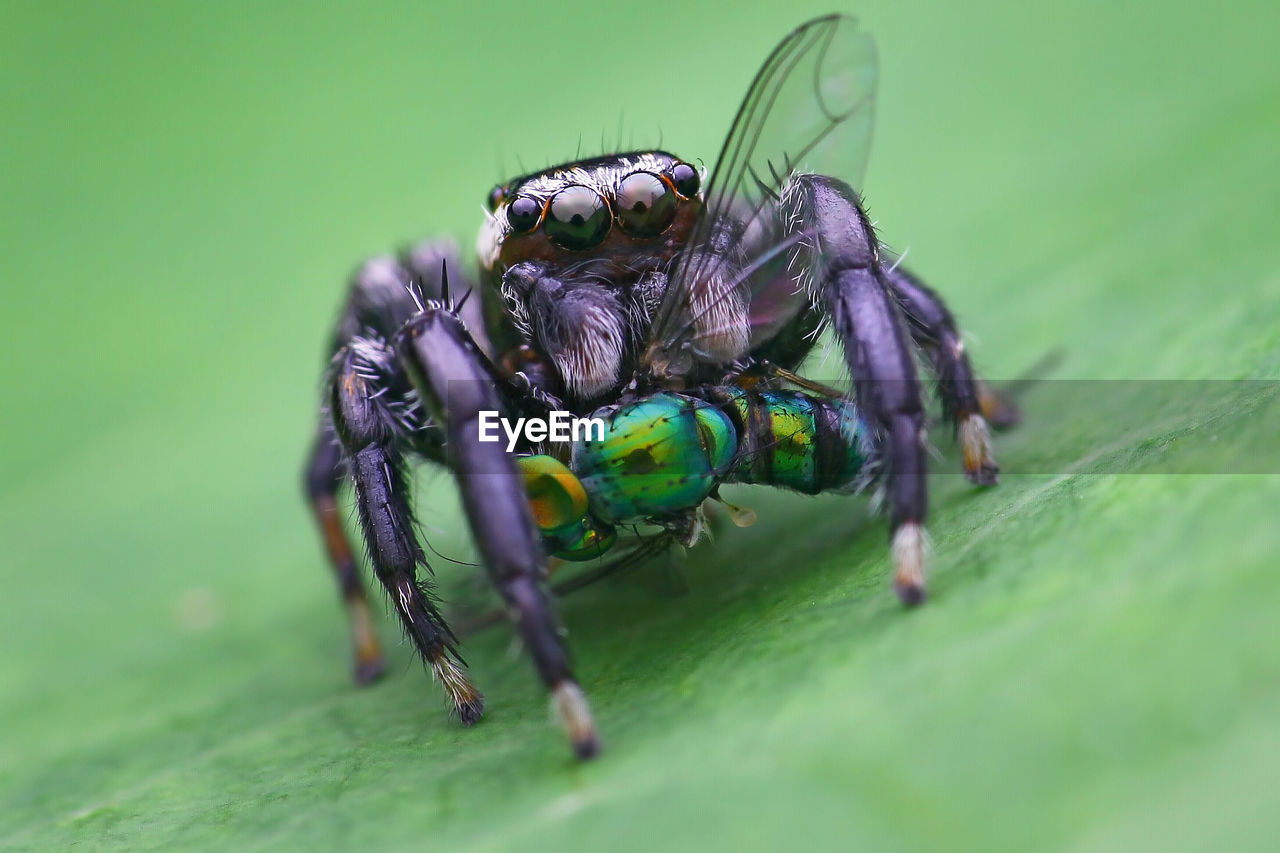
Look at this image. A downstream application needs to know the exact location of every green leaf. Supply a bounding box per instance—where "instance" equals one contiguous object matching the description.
[1,1,1276,850]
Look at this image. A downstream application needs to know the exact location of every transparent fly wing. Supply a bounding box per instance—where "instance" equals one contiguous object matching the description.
[645,15,877,376]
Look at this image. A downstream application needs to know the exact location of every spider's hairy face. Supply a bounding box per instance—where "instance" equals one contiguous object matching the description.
[477,151,704,401]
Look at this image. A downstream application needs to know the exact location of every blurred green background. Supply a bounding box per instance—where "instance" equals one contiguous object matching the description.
[2,0,1278,849]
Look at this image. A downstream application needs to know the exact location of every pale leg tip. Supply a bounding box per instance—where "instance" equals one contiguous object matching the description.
[430,652,486,726]
[891,521,929,607]
[572,732,603,761]
[552,680,601,760]
[456,695,486,727]
[894,579,928,607]
[978,381,1023,430]
[960,413,1000,486]
[353,657,387,686]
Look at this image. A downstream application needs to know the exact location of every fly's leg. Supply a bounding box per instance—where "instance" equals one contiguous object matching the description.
[396,305,602,760]
[789,174,931,604]
[303,418,386,684]
[329,338,484,724]
[882,265,1014,485]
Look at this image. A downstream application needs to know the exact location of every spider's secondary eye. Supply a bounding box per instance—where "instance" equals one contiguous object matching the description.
[488,185,507,212]
[671,162,701,198]
[506,195,542,233]
[616,171,677,238]
[545,185,611,250]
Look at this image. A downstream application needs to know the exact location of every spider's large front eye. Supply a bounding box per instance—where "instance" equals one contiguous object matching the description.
[616,171,677,238]
[671,162,700,198]
[545,185,611,250]
[506,195,542,233]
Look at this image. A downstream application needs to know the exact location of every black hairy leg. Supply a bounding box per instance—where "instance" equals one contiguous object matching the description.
[789,173,931,605]
[882,264,1005,486]
[303,418,387,685]
[328,338,484,724]
[303,253,426,686]
[396,306,601,759]
[303,246,460,691]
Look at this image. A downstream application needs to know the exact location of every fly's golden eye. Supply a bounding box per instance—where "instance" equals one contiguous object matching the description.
[506,195,542,233]
[487,185,507,212]
[615,171,677,238]
[545,185,611,250]
[671,162,700,198]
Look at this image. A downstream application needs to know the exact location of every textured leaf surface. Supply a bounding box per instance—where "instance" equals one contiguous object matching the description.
[2,1,1277,849]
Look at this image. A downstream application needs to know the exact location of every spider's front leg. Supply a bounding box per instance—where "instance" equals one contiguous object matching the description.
[304,255,433,686]
[329,338,484,723]
[790,174,931,604]
[395,306,602,759]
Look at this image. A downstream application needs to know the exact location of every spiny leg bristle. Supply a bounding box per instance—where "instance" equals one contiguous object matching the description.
[892,521,929,606]
[551,680,601,760]
[959,412,1000,486]
[429,652,485,726]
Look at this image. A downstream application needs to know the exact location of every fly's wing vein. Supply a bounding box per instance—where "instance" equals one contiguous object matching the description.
[644,14,878,371]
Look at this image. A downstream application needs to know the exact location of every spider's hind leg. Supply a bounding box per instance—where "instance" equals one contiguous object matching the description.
[882,264,1011,485]
[304,418,386,685]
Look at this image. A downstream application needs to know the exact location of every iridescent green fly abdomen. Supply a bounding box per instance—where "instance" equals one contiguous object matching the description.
[519,389,875,562]
[709,387,875,496]
[573,393,737,522]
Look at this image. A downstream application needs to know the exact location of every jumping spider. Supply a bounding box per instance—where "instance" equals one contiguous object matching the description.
[303,15,1014,759]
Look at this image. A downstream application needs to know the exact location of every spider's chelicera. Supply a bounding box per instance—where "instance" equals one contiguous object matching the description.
[304,15,1017,760]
